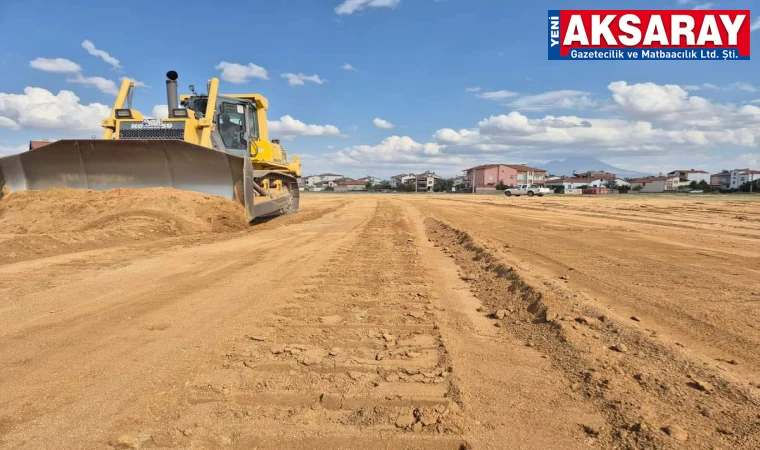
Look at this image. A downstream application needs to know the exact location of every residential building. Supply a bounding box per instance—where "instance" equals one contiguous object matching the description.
[463,164,548,189]
[545,176,627,191]
[463,164,516,189]
[729,169,760,189]
[334,180,367,192]
[357,175,383,186]
[303,173,344,187]
[309,181,331,191]
[390,173,417,188]
[505,164,548,186]
[451,176,467,188]
[575,170,616,180]
[710,170,731,190]
[416,171,442,192]
[630,176,680,193]
[667,169,711,185]
[30,140,55,150]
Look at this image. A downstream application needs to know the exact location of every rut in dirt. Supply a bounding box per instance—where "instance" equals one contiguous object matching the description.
[120,201,470,449]
[425,217,760,450]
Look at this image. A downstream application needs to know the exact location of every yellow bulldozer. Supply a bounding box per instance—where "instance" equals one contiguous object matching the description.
[0,71,301,222]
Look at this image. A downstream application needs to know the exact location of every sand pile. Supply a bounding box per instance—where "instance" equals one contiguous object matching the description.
[0,187,249,262]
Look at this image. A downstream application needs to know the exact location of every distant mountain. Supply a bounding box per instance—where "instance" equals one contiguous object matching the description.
[528,156,653,178]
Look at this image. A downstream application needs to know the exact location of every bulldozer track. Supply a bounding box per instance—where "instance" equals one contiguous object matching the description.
[143,200,468,449]
[254,172,300,216]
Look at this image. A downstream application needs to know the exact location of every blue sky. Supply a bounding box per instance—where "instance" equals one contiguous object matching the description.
[1,0,759,178]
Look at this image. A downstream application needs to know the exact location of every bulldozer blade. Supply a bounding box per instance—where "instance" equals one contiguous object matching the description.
[0,139,261,221]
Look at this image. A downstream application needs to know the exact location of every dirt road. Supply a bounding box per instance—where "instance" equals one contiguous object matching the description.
[0,193,758,449]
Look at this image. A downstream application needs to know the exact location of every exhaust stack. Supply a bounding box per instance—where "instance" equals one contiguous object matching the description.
[166,70,179,118]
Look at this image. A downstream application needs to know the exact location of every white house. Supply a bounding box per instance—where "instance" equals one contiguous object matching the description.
[416,171,442,192]
[304,173,344,187]
[630,176,680,193]
[390,173,417,188]
[357,176,383,186]
[729,169,760,189]
[668,170,711,186]
[452,176,467,187]
[545,177,630,191]
[334,180,367,191]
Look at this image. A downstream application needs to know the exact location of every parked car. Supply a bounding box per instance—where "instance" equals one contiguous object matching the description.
[688,189,704,194]
[504,184,552,197]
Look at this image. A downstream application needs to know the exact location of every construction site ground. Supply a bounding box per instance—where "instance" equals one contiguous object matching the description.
[1,190,759,450]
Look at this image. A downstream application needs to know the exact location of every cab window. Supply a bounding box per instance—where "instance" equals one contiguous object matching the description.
[219,103,246,149]
[247,106,259,140]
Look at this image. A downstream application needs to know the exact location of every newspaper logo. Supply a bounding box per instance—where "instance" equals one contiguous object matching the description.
[548,10,751,60]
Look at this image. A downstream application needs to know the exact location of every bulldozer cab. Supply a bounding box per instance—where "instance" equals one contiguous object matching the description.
[216,100,257,154]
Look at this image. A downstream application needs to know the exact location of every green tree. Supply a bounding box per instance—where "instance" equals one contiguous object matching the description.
[434,178,454,192]
[739,179,760,192]
[632,185,643,192]
[495,181,507,191]
[398,181,416,192]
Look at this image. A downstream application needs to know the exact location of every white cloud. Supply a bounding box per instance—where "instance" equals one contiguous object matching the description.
[476,90,519,100]
[334,136,442,166]
[751,17,760,32]
[684,82,755,93]
[0,87,111,133]
[335,0,401,15]
[29,56,120,96]
[440,82,760,154]
[215,61,269,84]
[67,74,119,96]
[81,40,121,70]
[735,153,759,168]
[281,73,326,86]
[683,83,718,91]
[342,81,760,170]
[607,81,715,122]
[322,80,760,174]
[29,58,82,74]
[373,118,394,129]
[121,77,148,88]
[0,116,21,130]
[268,115,340,139]
[150,105,169,119]
[692,2,713,9]
[465,87,481,92]
[732,82,757,93]
[342,63,358,71]
[0,144,26,156]
[507,90,597,111]
[751,99,760,105]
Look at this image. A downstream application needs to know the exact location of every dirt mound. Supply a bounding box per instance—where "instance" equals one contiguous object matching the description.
[0,188,248,263]
[0,187,248,234]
